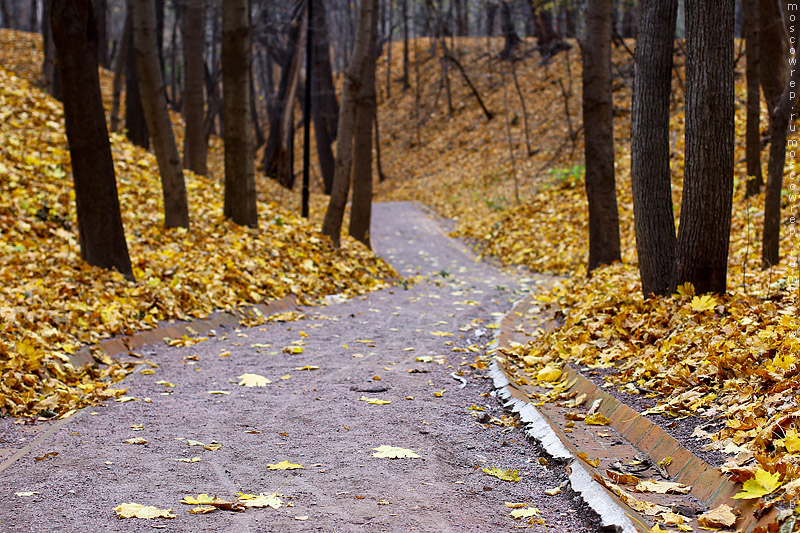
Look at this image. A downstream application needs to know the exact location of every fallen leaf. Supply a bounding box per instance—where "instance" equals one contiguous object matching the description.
[371,445,421,459]
[206,390,231,395]
[155,380,175,387]
[34,452,58,461]
[124,437,148,445]
[238,373,271,387]
[113,503,175,519]
[509,506,540,519]
[283,346,303,354]
[606,470,639,485]
[504,502,528,508]
[188,505,217,514]
[544,486,561,495]
[536,364,562,382]
[266,460,304,470]
[186,440,205,446]
[175,457,202,463]
[430,331,454,336]
[697,503,738,528]
[238,493,283,509]
[360,396,391,405]
[690,294,718,312]
[15,491,39,497]
[295,365,320,371]
[634,479,690,494]
[733,468,782,499]
[482,466,520,482]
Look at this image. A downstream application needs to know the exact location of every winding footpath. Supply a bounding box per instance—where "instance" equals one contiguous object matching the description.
[0,202,599,532]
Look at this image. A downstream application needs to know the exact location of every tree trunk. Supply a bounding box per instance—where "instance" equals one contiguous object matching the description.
[0,0,10,28]
[674,0,734,294]
[454,0,465,36]
[133,0,190,228]
[51,0,134,280]
[582,0,621,272]
[762,8,799,269]
[42,0,62,101]
[182,0,207,174]
[222,0,257,228]
[759,0,787,119]
[322,0,377,247]
[743,0,762,197]
[110,7,131,133]
[349,0,379,248]
[486,2,497,36]
[499,1,519,60]
[29,0,39,32]
[92,0,108,67]
[401,0,410,90]
[125,2,149,149]
[630,0,678,296]
[310,0,338,194]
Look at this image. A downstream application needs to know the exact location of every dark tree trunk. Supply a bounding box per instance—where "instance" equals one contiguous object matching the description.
[222,0,257,228]
[134,0,190,228]
[762,7,799,269]
[311,0,338,193]
[674,0,735,294]
[349,0,378,248]
[182,0,207,174]
[0,1,11,28]
[50,0,134,280]
[93,0,108,67]
[110,6,131,132]
[401,0,410,89]
[743,0,762,197]
[249,67,264,149]
[486,2,497,36]
[758,0,787,119]
[29,0,39,32]
[619,0,637,38]
[125,2,149,149]
[454,0,466,36]
[42,0,62,101]
[630,0,678,296]
[499,1,519,60]
[582,0,621,272]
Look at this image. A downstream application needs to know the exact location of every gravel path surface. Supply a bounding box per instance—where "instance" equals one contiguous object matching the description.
[0,202,600,532]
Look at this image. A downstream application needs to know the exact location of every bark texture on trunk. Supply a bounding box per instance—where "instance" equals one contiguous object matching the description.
[93,0,108,67]
[499,1,519,60]
[630,0,678,296]
[743,0,762,197]
[222,0,257,228]
[110,7,131,133]
[582,0,621,272]
[349,0,379,248]
[758,0,787,118]
[133,0,189,228]
[51,0,133,280]
[42,0,62,101]
[311,0,339,192]
[674,0,734,294]
[322,0,377,247]
[182,0,207,175]
[125,2,149,149]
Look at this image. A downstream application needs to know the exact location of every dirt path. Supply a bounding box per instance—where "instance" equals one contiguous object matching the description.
[0,202,598,532]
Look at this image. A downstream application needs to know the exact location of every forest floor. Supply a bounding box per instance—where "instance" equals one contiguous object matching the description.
[0,202,600,532]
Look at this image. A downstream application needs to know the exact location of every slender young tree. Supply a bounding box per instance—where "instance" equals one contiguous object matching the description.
[182,0,207,175]
[630,0,678,296]
[42,0,62,101]
[581,0,621,272]
[322,0,377,247]
[673,0,735,294]
[743,0,762,197]
[222,0,257,227]
[133,0,190,228]
[349,0,379,248]
[50,0,134,280]
[311,0,339,193]
[125,2,149,148]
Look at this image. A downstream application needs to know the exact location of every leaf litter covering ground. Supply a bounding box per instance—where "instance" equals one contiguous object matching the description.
[368,38,800,524]
[0,29,396,418]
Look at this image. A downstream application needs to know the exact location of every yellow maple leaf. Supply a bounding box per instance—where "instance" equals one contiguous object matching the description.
[785,428,800,453]
[238,373,271,387]
[371,445,421,459]
[509,506,540,519]
[675,282,695,298]
[238,493,283,509]
[697,503,738,527]
[180,494,215,505]
[733,468,782,499]
[536,364,562,382]
[124,437,147,445]
[430,331,454,336]
[690,294,718,311]
[482,466,520,482]
[266,460,304,470]
[114,503,175,519]
[584,413,610,426]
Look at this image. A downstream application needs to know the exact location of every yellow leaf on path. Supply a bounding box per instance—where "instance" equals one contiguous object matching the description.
[371,445,421,459]
[482,467,520,482]
[180,494,214,505]
[238,373,271,387]
[115,396,137,403]
[280,374,291,380]
[648,526,668,533]
[634,480,690,494]
[113,503,175,519]
[536,364,562,382]
[155,380,175,387]
[204,443,222,451]
[430,331,454,336]
[733,468,782,499]
[175,457,202,463]
[240,493,283,509]
[283,346,303,354]
[504,502,528,508]
[207,390,231,395]
[267,460,304,470]
[295,365,320,371]
[14,491,39,497]
[544,486,561,495]
[186,440,205,446]
[188,505,216,514]
[585,413,610,426]
[124,437,147,445]
[360,396,391,405]
[660,512,686,526]
[486,324,500,330]
[509,506,540,519]
[690,294,718,311]
[606,470,639,485]
[577,452,599,467]
[697,504,738,528]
